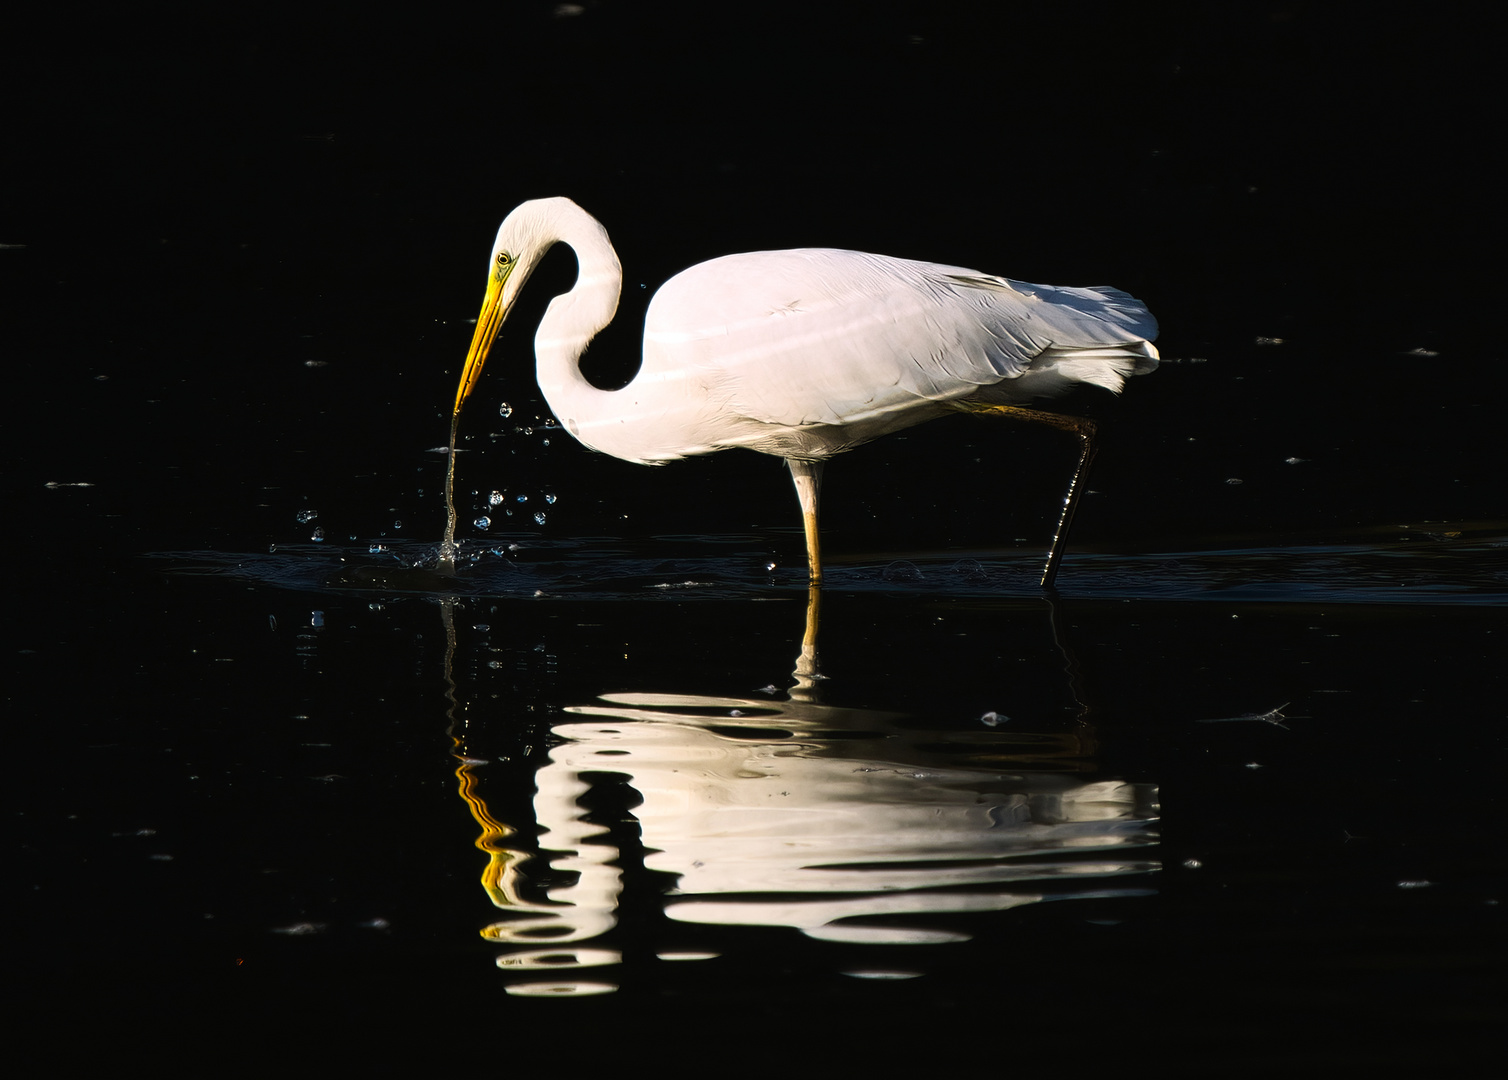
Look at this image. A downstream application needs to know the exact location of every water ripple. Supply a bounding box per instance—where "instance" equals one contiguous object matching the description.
[149,522,1508,605]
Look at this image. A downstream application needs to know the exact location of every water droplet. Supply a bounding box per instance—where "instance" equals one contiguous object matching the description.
[544,493,557,505]
[393,520,403,530]
[515,494,528,503]
[310,611,324,628]
[368,543,387,554]
[533,511,547,525]
[499,402,513,418]
[489,490,504,506]
[310,527,325,542]
[296,509,318,524]
[474,515,491,529]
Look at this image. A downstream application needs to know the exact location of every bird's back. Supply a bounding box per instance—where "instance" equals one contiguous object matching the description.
[628,248,1156,461]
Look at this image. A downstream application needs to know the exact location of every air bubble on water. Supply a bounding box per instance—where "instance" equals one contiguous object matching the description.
[296,509,318,524]
[474,516,491,529]
[489,490,505,506]
[499,402,513,418]
[882,560,922,582]
[534,511,547,525]
[545,494,557,505]
[310,527,325,542]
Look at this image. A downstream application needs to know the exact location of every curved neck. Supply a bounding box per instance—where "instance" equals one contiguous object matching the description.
[527,201,623,427]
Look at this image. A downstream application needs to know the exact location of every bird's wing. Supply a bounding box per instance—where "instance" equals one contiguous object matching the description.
[643,249,1156,429]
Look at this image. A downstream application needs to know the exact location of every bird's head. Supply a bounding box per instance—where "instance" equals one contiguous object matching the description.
[452,202,559,414]
[452,198,618,416]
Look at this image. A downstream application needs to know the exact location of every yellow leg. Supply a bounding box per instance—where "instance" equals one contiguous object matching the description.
[786,459,825,586]
[955,403,1099,590]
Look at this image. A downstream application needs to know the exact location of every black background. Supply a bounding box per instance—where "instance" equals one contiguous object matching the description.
[6,2,1500,560]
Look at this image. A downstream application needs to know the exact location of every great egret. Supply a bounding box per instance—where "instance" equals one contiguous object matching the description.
[442,197,1158,587]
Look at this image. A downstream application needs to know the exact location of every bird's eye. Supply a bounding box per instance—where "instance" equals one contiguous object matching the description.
[496,252,513,267]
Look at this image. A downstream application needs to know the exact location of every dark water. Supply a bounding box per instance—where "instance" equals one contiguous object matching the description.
[14,534,1505,1069]
[8,4,1504,1072]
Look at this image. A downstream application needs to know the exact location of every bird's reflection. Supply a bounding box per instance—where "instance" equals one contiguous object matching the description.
[443,592,1159,995]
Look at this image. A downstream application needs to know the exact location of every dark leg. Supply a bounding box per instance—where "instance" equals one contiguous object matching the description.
[957,403,1099,590]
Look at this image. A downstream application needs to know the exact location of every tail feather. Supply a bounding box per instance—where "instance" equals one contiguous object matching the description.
[1030,340,1159,393]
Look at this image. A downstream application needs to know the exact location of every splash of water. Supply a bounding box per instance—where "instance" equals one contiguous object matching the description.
[439,410,462,575]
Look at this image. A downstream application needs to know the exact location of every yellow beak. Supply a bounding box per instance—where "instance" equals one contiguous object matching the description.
[453,264,514,414]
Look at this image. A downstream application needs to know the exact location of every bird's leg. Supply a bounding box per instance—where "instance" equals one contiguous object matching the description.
[785,459,825,586]
[957,403,1099,590]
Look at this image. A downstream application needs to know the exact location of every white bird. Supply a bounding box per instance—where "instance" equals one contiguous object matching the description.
[446,197,1158,587]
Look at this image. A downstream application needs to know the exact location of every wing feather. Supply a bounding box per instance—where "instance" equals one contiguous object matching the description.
[642,248,1157,432]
